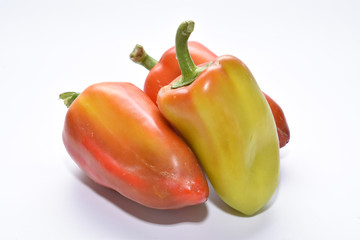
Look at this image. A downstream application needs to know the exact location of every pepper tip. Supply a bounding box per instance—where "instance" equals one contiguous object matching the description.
[129,44,145,63]
[181,20,195,35]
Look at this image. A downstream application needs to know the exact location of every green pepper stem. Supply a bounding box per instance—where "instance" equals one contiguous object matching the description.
[59,92,80,108]
[129,44,158,70]
[172,21,204,89]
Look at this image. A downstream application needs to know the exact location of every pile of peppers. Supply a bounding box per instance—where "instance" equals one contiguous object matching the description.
[60,20,290,215]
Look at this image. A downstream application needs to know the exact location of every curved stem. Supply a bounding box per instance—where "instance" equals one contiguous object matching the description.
[172,21,206,89]
[129,44,158,70]
[59,92,80,108]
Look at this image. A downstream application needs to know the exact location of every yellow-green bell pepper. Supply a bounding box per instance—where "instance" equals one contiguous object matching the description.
[157,21,280,215]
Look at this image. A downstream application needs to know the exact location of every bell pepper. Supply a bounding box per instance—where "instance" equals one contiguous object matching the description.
[130,42,290,148]
[157,21,280,215]
[60,82,209,209]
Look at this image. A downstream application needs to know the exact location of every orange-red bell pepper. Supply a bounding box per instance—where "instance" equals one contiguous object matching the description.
[60,82,208,209]
[130,42,290,148]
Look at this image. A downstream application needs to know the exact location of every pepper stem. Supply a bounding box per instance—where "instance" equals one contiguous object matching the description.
[129,44,158,70]
[59,92,80,108]
[172,21,205,89]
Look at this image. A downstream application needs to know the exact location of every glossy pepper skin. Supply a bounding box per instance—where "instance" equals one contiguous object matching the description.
[60,82,209,209]
[130,43,289,148]
[263,92,290,147]
[157,21,280,215]
[130,41,217,104]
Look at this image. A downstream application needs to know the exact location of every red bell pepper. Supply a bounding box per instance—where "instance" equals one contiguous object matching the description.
[60,82,209,209]
[130,42,290,148]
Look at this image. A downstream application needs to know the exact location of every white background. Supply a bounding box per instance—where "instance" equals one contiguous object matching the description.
[1,0,360,239]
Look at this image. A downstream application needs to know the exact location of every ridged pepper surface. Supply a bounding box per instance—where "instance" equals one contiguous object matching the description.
[60,82,209,209]
[157,21,280,215]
